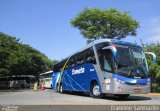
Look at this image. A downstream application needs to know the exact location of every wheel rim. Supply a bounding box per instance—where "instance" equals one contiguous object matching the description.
[60,85,62,93]
[93,85,100,96]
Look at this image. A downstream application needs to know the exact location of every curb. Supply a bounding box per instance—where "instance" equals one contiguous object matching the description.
[134,93,160,96]
[147,93,160,96]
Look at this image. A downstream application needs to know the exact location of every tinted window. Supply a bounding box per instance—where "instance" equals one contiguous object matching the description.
[76,51,85,66]
[67,56,76,68]
[53,64,59,72]
[84,47,96,64]
[96,42,112,72]
[54,47,97,70]
[98,50,112,72]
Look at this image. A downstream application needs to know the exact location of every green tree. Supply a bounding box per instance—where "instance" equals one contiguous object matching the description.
[144,42,160,92]
[0,32,54,77]
[71,8,139,40]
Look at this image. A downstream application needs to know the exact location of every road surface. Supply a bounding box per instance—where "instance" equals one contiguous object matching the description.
[0,89,160,105]
[0,89,160,111]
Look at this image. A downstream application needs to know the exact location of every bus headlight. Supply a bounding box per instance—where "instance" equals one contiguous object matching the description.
[104,79,111,84]
[147,79,151,85]
[147,82,150,85]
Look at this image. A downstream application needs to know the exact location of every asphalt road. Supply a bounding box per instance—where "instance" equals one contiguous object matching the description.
[0,89,160,111]
[0,89,160,105]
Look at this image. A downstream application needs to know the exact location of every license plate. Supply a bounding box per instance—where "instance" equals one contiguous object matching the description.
[134,88,141,93]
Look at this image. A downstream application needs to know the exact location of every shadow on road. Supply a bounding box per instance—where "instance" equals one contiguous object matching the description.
[55,90,152,101]
[0,89,31,93]
[103,95,151,101]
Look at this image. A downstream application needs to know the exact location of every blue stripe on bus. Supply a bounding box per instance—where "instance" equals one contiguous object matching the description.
[62,64,102,93]
[112,74,150,84]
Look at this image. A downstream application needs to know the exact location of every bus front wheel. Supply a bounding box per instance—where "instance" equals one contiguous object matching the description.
[90,82,104,98]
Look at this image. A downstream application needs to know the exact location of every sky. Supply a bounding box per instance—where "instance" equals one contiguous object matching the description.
[0,0,160,61]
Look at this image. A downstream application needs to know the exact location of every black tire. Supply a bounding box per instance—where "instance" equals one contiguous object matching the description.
[56,83,59,92]
[90,82,104,98]
[59,83,65,94]
[21,84,25,89]
[51,84,52,89]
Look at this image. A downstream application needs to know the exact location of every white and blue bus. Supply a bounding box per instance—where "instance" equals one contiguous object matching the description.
[40,71,53,88]
[52,39,156,98]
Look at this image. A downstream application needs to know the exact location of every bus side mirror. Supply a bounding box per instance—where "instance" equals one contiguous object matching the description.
[144,52,157,63]
[102,46,117,59]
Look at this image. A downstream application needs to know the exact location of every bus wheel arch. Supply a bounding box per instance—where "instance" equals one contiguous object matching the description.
[90,80,104,98]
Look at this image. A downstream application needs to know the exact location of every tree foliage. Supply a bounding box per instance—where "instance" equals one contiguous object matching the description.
[144,42,160,83]
[71,8,139,40]
[144,42,160,92]
[0,32,54,77]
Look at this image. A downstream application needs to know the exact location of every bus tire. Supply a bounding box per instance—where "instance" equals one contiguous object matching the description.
[90,82,104,98]
[56,83,59,92]
[51,84,52,89]
[21,84,25,89]
[59,83,65,94]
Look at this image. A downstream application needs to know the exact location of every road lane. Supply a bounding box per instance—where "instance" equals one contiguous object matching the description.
[0,89,160,105]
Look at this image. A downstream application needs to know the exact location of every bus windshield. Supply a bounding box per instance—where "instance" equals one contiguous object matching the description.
[116,45,133,68]
[101,44,148,78]
[132,47,148,74]
[114,45,148,78]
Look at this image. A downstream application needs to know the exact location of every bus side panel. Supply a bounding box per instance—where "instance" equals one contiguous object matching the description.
[62,63,101,93]
[52,72,60,90]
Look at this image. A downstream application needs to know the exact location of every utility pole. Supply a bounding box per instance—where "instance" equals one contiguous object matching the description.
[140,39,144,49]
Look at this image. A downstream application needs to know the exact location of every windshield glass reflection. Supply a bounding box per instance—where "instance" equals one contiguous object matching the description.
[114,45,148,78]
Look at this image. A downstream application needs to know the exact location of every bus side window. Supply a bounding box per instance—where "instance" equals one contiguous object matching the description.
[98,50,112,72]
[76,51,85,66]
[60,61,65,70]
[85,47,96,64]
[77,56,81,65]
[69,57,76,67]
[67,60,70,68]
[87,56,96,64]
[53,64,60,72]
[67,59,71,68]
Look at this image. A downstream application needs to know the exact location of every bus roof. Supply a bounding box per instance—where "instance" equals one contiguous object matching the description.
[54,39,141,66]
[111,39,140,47]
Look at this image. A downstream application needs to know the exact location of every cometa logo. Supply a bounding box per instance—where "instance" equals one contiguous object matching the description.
[72,67,85,75]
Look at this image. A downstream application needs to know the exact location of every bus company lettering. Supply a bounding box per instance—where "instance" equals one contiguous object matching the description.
[72,67,85,75]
